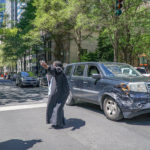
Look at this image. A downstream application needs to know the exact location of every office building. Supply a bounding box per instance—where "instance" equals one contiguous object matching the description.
[5,0,17,28]
[17,0,26,22]
[0,0,5,27]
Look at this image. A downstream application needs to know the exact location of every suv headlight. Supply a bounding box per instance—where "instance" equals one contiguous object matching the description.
[128,82,147,93]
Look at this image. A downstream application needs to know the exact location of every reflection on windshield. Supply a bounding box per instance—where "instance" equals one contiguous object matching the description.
[21,72,29,77]
[101,63,142,77]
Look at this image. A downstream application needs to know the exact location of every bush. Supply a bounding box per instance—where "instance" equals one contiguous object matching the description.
[80,52,99,62]
[28,71,36,77]
[80,28,114,62]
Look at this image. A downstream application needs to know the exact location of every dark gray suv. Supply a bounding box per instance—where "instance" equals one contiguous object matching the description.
[64,62,150,121]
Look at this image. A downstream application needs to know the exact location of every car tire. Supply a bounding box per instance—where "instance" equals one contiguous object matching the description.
[66,91,75,106]
[103,97,123,121]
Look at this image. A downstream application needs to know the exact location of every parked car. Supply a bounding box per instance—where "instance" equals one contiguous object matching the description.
[134,67,150,77]
[64,62,150,121]
[12,73,17,81]
[16,72,39,87]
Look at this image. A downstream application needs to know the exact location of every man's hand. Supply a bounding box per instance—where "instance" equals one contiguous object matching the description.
[40,61,49,69]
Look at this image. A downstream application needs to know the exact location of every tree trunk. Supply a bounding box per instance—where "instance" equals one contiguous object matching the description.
[35,49,38,76]
[53,35,65,62]
[24,53,26,72]
[74,29,82,62]
[21,58,22,71]
[114,30,118,62]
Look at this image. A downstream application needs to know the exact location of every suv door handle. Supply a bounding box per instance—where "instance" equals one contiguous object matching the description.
[83,81,88,84]
[70,80,74,82]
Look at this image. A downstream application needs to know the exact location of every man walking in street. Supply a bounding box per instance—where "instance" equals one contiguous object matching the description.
[40,61,70,129]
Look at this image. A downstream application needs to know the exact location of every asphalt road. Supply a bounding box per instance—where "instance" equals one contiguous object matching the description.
[0,79,48,105]
[0,79,150,150]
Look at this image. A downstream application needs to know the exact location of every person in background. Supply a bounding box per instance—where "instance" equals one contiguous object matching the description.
[40,60,69,129]
[46,73,52,87]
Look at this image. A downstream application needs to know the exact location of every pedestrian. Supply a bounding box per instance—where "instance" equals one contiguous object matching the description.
[4,73,7,79]
[40,60,70,129]
[46,73,52,87]
[1,74,4,78]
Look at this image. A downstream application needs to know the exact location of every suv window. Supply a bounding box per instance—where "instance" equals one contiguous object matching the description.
[136,68,146,74]
[65,65,73,76]
[87,65,100,77]
[73,65,85,76]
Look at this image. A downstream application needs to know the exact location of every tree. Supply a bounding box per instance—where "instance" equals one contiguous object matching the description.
[0,28,20,69]
[33,0,98,62]
[81,28,113,62]
[93,0,150,64]
[0,0,41,71]
[96,28,114,61]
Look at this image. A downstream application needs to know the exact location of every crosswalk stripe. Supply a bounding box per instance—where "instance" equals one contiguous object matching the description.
[0,103,47,112]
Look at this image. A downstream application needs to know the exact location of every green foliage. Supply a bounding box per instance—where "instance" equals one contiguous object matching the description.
[96,29,114,61]
[0,28,20,65]
[0,0,40,68]
[80,52,98,62]
[1,0,150,66]
[33,0,98,61]
[81,29,113,62]
[28,71,35,77]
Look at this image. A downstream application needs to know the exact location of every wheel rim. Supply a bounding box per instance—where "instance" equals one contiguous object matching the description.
[105,99,118,116]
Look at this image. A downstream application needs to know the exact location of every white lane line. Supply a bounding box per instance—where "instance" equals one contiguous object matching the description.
[0,103,47,112]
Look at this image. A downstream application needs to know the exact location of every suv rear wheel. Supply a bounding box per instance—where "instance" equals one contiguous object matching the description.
[103,97,123,121]
[66,91,75,106]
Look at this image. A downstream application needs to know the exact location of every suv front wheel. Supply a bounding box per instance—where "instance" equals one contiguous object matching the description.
[103,97,123,121]
[66,91,75,106]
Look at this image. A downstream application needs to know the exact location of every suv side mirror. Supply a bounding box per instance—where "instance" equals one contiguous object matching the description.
[92,74,101,79]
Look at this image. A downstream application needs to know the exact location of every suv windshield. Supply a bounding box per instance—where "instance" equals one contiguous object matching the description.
[101,63,142,77]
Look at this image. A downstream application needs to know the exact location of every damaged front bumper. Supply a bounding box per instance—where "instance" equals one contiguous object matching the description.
[118,92,150,119]
[123,103,150,119]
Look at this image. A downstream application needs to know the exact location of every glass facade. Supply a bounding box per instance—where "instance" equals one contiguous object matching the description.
[17,0,26,22]
[5,0,26,27]
[0,0,5,27]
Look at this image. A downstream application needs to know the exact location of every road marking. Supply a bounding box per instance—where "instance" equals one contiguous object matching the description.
[0,103,47,112]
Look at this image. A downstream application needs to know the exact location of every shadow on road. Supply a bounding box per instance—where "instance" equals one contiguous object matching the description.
[0,82,48,105]
[64,118,86,131]
[0,139,42,150]
[75,102,104,115]
[122,113,150,126]
[74,102,150,126]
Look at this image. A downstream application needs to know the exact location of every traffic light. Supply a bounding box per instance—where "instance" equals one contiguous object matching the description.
[115,0,123,16]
